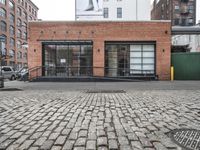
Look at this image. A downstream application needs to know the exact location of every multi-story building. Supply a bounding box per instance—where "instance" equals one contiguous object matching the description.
[151,0,196,26]
[0,0,38,69]
[76,0,150,21]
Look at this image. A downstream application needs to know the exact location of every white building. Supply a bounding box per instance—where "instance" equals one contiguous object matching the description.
[76,0,151,21]
[172,34,200,52]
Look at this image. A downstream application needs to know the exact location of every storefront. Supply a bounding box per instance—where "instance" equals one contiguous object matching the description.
[105,42,155,77]
[28,21,171,80]
[42,41,93,77]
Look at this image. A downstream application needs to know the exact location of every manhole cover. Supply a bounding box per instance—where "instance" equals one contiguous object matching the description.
[0,88,23,91]
[86,90,126,93]
[170,129,200,150]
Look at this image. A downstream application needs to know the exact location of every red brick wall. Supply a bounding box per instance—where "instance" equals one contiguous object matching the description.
[28,21,171,80]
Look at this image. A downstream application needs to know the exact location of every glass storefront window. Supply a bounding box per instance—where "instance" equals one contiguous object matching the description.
[43,42,93,77]
[105,43,155,77]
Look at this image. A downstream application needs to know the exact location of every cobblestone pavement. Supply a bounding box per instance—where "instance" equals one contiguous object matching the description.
[0,84,200,149]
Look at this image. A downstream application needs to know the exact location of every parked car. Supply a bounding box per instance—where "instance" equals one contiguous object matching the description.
[0,66,16,80]
[16,67,29,81]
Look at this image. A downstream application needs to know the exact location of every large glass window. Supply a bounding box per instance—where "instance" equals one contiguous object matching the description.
[43,42,93,77]
[105,43,155,77]
[0,8,6,18]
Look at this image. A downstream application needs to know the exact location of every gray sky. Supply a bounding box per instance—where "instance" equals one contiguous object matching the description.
[32,0,200,23]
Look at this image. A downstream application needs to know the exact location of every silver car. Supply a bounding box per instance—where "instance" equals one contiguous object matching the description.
[0,66,16,80]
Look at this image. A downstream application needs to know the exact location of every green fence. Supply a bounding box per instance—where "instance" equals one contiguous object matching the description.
[171,52,200,80]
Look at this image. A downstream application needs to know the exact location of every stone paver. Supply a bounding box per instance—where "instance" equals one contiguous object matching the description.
[1,82,200,149]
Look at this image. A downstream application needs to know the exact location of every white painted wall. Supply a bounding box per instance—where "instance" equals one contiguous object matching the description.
[77,0,150,21]
[172,34,200,52]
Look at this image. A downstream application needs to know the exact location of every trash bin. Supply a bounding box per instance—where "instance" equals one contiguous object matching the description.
[0,76,4,88]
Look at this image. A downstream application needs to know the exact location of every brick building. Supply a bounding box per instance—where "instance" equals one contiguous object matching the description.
[151,0,196,26]
[28,21,171,80]
[0,0,38,69]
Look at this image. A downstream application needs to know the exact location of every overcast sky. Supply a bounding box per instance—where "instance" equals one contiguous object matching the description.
[32,0,200,23]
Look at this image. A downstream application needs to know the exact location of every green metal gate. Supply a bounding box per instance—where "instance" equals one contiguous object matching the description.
[171,52,200,80]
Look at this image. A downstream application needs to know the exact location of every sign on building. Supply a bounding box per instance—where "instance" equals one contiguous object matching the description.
[76,0,103,20]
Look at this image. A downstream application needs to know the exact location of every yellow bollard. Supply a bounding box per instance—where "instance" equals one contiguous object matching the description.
[171,66,174,81]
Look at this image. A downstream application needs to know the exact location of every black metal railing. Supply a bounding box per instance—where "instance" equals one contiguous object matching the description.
[28,66,156,81]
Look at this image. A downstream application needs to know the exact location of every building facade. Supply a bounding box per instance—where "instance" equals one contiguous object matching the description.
[28,21,171,80]
[151,0,196,26]
[0,0,38,69]
[76,0,150,21]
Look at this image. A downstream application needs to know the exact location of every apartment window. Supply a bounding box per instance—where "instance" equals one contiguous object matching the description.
[21,0,24,6]
[9,0,15,11]
[0,8,6,18]
[32,8,34,14]
[25,2,27,9]
[174,5,179,12]
[22,32,26,40]
[22,22,27,28]
[181,18,186,26]
[29,16,32,20]
[117,8,122,18]
[17,51,22,59]
[10,13,15,24]
[22,11,27,20]
[174,18,180,25]
[17,7,22,16]
[9,26,15,36]
[167,0,169,5]
[17,18,22,26]
[9,49,15,58]
[17,40,22,49]
[29,6,31,12]
[23,52,27,59]
[10,38,15,47]
[2,48,7,56]
[1,34,6,44]
[0,0,6,5]
[17,29,22,38]
[0,21,6,32]
[188,5,194,13]
[103,8,108,18]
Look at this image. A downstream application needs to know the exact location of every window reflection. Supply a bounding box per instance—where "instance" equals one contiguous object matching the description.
[43,43,93,77]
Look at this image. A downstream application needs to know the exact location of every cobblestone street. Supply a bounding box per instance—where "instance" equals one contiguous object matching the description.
[0,81,200,150]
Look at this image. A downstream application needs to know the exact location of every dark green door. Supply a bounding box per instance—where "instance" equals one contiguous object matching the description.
[171,52,200,80]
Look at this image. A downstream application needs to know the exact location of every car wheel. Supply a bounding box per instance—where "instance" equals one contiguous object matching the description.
[10,75,15,81]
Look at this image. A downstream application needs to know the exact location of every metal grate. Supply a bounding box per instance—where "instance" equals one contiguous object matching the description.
[170,129,200,150]
[86,90,126,93]
[0,88,23,91]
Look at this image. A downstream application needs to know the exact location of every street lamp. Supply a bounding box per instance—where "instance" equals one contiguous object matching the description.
[0,35,6,88]
[0,35,6,75]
